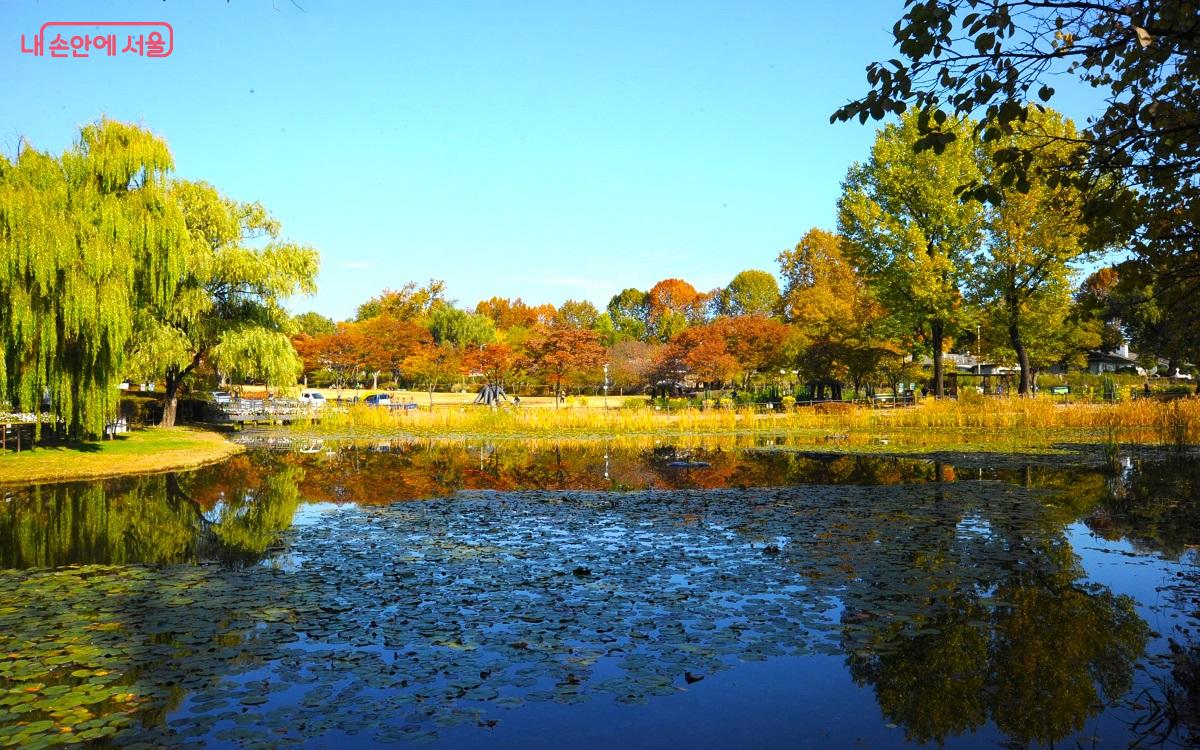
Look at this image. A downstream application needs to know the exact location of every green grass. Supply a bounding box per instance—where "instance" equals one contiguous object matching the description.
[0,427,244,485]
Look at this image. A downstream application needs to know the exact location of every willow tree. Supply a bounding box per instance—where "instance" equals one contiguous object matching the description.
[0,120,186,438]
[838,111,985,396]
[129,180,318,426]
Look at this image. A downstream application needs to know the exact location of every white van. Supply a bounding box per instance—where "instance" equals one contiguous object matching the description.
[299,391,327,408]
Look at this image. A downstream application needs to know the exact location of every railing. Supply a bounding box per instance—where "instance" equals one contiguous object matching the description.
[211,398,321,422]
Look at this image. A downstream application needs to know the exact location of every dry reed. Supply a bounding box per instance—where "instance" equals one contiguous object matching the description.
[293,396,1200,445]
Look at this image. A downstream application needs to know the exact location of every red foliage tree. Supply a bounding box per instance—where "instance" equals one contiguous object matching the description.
[525,326,605,406]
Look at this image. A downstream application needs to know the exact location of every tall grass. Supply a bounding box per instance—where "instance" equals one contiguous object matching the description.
[1155,399,1199,452]
[291,396,1200,445]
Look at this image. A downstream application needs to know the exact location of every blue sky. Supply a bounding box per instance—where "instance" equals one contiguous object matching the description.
[3,1,1101,321]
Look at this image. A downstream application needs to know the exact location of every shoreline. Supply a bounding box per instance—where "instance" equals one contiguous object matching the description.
[0,427,244,486]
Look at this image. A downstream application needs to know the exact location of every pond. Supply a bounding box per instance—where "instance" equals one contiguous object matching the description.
[0,437,1197,748]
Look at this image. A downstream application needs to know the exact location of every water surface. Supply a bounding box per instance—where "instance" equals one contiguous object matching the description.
[0,439,1196,748]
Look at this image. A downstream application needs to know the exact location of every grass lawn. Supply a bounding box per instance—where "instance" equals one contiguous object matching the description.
[0,427,243,485]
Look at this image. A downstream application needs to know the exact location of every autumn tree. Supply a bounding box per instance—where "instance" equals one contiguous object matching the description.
[525,327,605,406]
[303,323,368,394]
[128,180,318,425]
[402,344,464,407]
[646,278,710,341]
[355,280,446,322]
[779,228,892,398]
[475,297,556,330]
[838,112,985,396]
[555,299,601,330]
[714,316,789,389]
[607,340,659,394]
[463,343,524,387]
[664,326,740,392]
[715,269,781,317]
[356,316,432,388]
[1075,268,1125,353]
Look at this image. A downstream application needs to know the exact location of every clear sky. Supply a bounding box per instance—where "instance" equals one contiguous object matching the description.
[3,1,1101,321]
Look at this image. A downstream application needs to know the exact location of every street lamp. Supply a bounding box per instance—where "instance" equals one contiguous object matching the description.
[976,324,982,376]
[603,363,609,410]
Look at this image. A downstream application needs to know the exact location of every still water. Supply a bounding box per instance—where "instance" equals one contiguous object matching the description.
[0,438,1197,748]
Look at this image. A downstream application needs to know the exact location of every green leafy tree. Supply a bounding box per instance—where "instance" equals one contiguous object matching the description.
[838,112,985,396]
[291,311,336,337]
[1108,259,1200,383]
[128,180,318,426]
[715,269,782,317]
[979,283,1100,385]
[606,288,650,342]
[972,107,1103,393]
[427,305,496,349]
[0,119,187,438]
[555,299,601,330]
[832,0,1200,356]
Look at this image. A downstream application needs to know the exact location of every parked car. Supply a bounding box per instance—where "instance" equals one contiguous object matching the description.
[299,391,327,408]
[363,393,391,407]
[211,391,232,405]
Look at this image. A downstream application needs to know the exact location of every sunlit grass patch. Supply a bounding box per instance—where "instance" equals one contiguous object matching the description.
[0,427,244,485]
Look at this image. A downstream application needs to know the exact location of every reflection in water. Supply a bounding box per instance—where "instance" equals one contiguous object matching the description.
[1089,456,1200,557]
[0,443,1196,748]
[1086,457,1200,746]
[0,456,303,568]
[284,440,952,505]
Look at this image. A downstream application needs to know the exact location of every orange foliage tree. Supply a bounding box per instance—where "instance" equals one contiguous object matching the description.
[525,326,605,405]
[402,343,464,407]
[646,278,711,341]
[356,316,433,388]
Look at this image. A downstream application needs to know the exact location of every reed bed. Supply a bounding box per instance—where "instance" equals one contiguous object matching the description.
[293,396,1200,446]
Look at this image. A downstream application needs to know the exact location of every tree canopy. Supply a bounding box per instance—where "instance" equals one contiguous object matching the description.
[128,179,318,426]
[0,119,187,438]
[838,111,985,396]
[716,269,781,317]
[832,0,1200,353]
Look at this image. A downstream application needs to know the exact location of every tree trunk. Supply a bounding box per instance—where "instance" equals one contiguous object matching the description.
[931,320,945,397]
[160,351,204,427]
[1009,318,1031,395]
[160,373,180,428]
